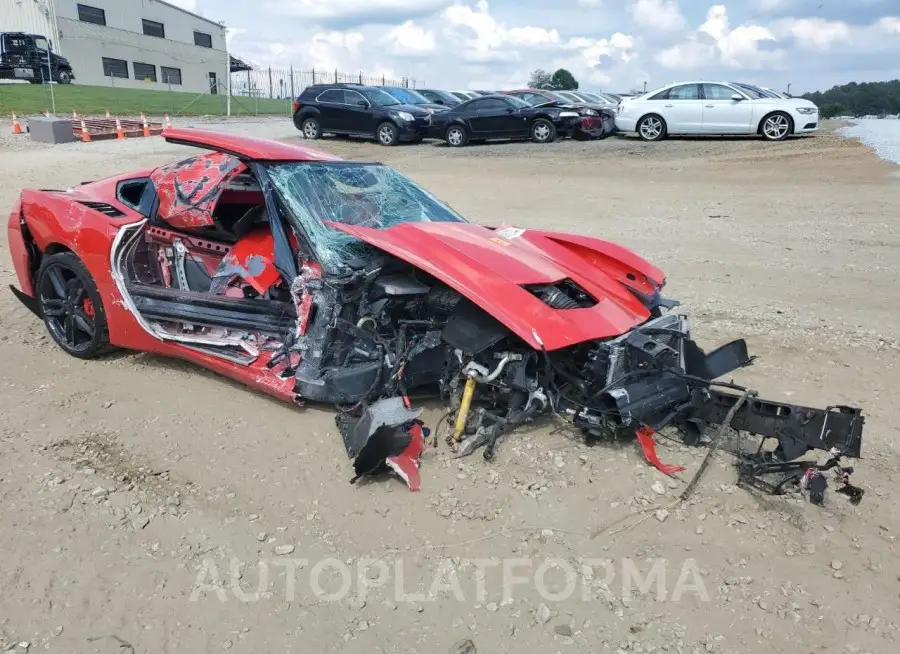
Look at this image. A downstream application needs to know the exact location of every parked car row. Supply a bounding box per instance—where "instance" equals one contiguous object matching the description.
[292,82,617,147]
[291,79,819,147]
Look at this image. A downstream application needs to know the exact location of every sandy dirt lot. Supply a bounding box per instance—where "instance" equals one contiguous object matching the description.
[1,119,898,654]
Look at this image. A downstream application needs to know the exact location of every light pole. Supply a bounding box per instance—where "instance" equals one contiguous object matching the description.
[223,23,231,117]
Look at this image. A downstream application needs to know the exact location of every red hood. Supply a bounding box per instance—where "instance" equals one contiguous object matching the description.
[331,222,664,351]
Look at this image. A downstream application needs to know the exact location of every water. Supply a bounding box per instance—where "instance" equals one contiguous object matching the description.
[839,119,900,165]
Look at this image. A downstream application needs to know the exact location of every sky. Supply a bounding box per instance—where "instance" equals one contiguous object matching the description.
[168,0,900,94]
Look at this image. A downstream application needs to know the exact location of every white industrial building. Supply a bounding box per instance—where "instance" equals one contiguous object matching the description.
[1,0,228,94]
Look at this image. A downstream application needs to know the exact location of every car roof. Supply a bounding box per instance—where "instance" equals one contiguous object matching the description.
[162,128,343,162]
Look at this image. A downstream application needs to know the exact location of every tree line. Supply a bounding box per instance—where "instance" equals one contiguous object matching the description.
[527,68,580,91]
[801,80,900,118]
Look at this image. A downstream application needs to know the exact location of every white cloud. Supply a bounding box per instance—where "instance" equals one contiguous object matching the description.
[225,27,246,47]
[630,0,685,32]
[441,1,560,54]
[385,20,436,52]
[265,30,365,70]
[656,40,711,70]
[563,33,635,65]
[879,17,900,34]
[770,17,851,50]
[701,5,777,66]
[657,5,779,70]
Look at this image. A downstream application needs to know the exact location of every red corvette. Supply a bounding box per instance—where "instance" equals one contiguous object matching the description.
[7,128,864,500]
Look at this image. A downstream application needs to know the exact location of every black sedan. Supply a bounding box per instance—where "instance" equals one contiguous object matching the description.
[429,95,582,147]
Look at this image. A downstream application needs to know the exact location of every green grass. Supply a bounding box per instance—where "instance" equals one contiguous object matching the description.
[0,83,292,118]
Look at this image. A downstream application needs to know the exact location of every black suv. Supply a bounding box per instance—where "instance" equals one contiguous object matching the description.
[293,83,432,146]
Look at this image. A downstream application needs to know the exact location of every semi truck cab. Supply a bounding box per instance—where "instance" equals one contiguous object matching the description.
[0,32,74,84]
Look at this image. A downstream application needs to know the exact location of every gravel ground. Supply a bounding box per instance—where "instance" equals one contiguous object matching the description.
[1,119,898,654]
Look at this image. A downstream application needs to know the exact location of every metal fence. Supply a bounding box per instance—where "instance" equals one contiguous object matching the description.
[229,67,424,101]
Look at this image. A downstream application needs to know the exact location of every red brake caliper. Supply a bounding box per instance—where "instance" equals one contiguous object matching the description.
[82,297,95,318]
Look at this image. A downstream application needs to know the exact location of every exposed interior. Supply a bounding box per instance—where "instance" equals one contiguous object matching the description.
[115,166,291,365]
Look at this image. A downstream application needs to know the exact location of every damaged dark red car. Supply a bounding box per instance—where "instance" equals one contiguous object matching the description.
[7,129,864,501]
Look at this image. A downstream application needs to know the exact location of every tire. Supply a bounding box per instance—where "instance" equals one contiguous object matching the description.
[760,111,793,141]
[376,122,399,146]
[637,114,666,141]
[56,69,72,84]
[36,252,111,359]
[530,118,555,143]
[445,124,468,147]
[301,117,321,140]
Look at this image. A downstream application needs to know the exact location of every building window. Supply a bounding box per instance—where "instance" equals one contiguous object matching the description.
[102,57,128,79]
[142,19,166,39]
[194,31,213,48]
[77,4,106,26]
[133,62,157,83]
[161,66,182,85]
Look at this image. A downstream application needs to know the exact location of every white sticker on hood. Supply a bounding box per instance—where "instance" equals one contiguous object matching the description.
[496,226,525,240]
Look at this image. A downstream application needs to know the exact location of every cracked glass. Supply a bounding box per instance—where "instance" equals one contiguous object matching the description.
[266,163,466,271]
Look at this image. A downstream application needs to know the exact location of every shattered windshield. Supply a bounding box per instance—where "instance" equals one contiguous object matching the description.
[267,162,466,271]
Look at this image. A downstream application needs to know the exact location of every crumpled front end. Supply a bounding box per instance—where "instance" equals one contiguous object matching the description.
[442,301,865,506]
[571,110,617,140]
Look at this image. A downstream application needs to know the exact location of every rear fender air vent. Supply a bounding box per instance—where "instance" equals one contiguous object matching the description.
[522,278,597,309]
[77,200,126,217]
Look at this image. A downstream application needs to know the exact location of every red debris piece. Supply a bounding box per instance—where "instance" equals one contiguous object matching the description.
[385,422,426,492]
[635,426,685,476]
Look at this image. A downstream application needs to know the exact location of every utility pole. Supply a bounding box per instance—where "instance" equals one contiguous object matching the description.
[223,23,231,117]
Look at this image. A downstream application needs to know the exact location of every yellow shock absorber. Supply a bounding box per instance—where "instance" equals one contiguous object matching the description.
[453,374,477,441]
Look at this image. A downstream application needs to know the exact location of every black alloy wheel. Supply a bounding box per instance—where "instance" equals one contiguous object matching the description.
[36,252,110,358]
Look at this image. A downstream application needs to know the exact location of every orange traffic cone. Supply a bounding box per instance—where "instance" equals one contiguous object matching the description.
[164,113,172,129]
[115,117,125,140]
[80,119,91,143]
[11,113,23,135]
[141,112,150,137]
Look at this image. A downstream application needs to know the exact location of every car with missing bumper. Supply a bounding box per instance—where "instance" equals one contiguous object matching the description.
[503,89,616,140]
[430,94,583,146]
[615,80,819,141]
[6,129,863,502]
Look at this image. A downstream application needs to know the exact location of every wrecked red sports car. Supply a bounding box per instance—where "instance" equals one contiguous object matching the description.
[7,129,864,501]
